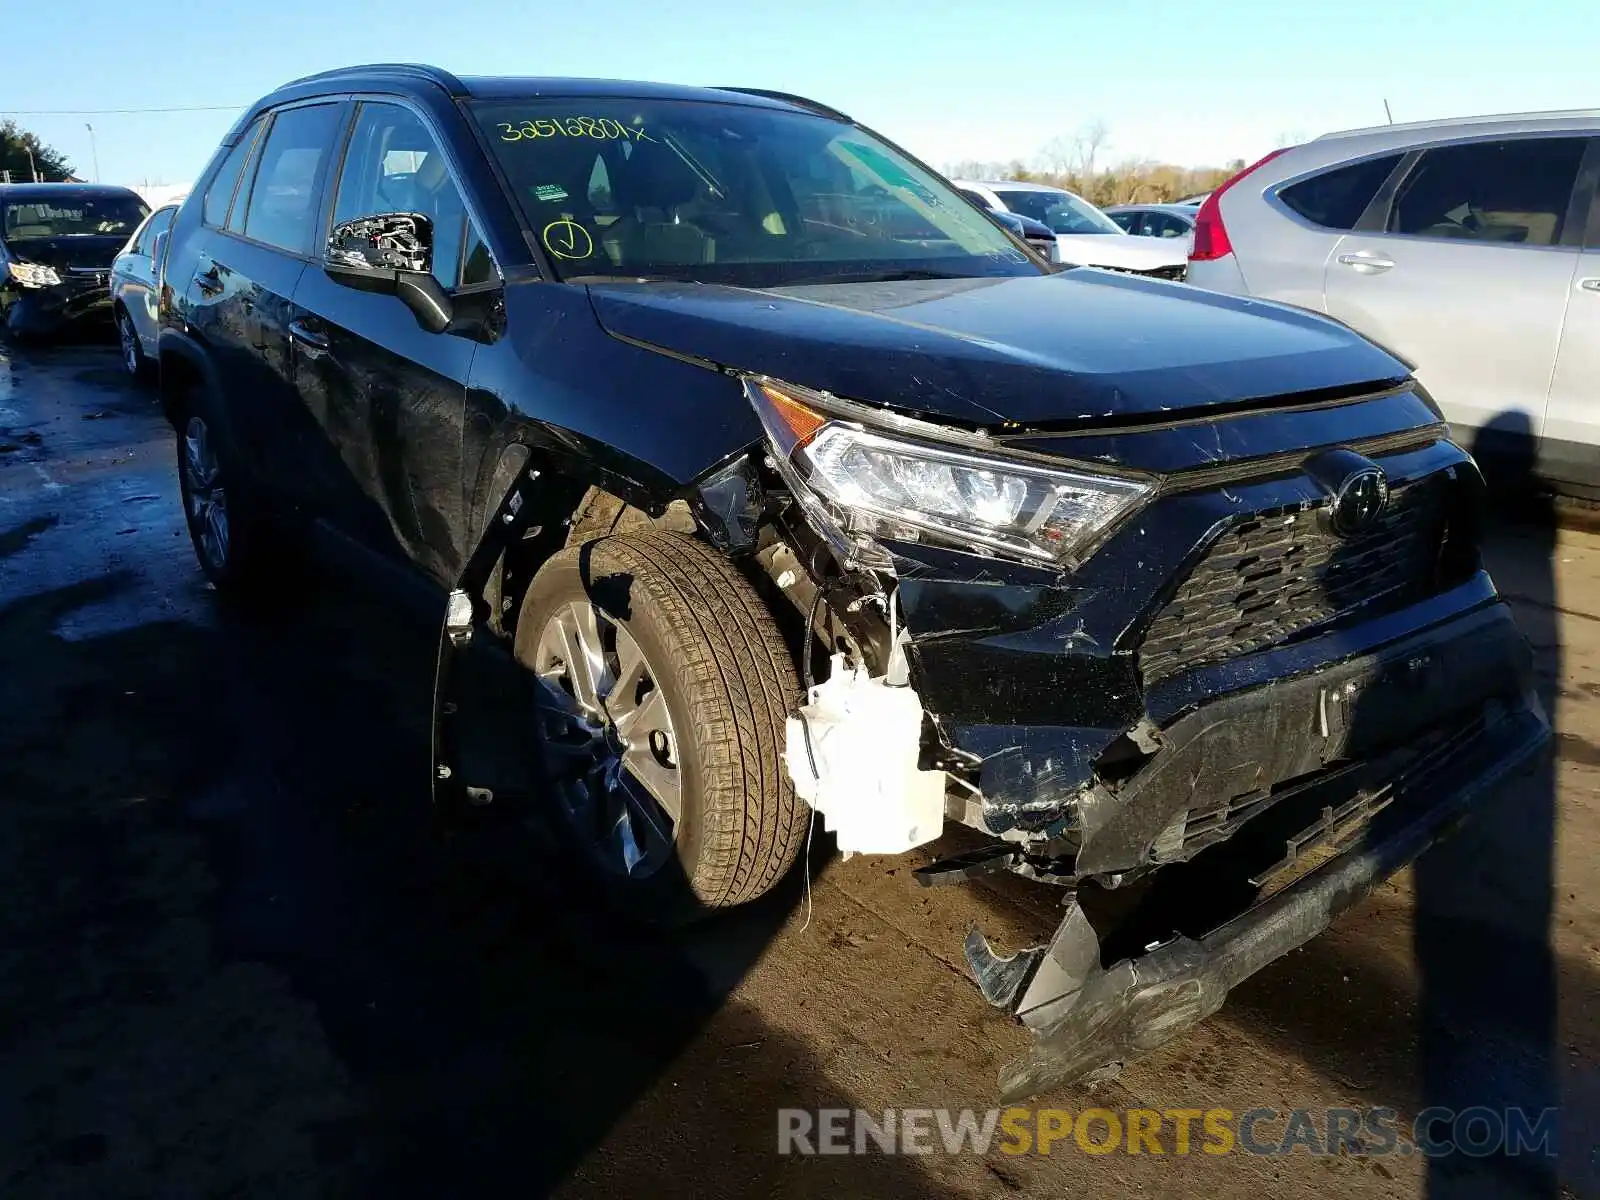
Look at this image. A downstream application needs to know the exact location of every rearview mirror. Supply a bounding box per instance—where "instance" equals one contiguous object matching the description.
[325,212,453,335]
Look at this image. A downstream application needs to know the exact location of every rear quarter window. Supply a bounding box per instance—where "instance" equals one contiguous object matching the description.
[203,120,263,228]
[1277,153,1403,230]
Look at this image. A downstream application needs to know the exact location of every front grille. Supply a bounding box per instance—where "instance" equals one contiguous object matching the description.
[1139,476,1447,683]
[1138,264,1186,281]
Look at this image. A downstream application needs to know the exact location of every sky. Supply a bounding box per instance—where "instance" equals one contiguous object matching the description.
[4,0,1597,189]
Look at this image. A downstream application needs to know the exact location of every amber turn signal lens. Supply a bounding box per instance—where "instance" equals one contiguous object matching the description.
[759,383,828,447]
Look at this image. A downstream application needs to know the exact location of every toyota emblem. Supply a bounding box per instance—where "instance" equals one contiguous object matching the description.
[1330,467,1389,535]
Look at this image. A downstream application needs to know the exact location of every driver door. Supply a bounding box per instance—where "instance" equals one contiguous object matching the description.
[290,99,493,584]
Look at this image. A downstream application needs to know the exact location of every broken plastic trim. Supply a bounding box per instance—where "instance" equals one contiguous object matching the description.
[967,695,1549,1101]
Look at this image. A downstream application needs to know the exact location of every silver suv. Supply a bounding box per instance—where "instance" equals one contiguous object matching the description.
[1186,112,1600,492]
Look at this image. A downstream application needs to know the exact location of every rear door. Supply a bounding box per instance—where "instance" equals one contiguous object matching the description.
[289,98,490,584]
[1542,140,1600,484]
[1322,135,1589,447]
[181,101,345,500]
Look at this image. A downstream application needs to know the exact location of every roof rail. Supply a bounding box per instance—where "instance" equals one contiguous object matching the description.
[1318,107,1600,140]
[714,87,850,123]
[280,63,467,96]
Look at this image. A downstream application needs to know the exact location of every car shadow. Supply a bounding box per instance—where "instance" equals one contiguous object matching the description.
[0,512,963,1198]
[1408,413,1562,1197]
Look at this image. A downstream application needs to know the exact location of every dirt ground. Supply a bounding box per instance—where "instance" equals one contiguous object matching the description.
[0,339,1594,1199]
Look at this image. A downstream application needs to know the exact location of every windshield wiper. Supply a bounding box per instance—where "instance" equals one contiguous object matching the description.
[784,268,972,285]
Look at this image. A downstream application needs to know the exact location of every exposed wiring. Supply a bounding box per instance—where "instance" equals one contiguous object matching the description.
[798,586,824,779]
[796,585,826,935]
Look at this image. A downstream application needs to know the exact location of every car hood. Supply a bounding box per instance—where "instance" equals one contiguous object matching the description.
[584,271,1409,427]
[3,235,124,272]
[1053,233,1189,271]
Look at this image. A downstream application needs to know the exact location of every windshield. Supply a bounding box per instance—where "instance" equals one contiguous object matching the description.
[2,192,150,241]
[471,99,1040,285]
[993,189,1122,235]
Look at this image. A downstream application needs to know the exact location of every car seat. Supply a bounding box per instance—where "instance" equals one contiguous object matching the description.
[600,146,714,268]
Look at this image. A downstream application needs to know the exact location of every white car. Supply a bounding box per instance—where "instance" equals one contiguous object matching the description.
[108,204,177,379]
[1183,111,1600,494]
[952,179,1188,279]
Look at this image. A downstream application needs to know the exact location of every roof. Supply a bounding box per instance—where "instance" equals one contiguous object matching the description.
[952,179,1088,196]
[0,182,144,198]
[271,63,841,119]
[1103,203,1197,215]
[1318,108,1600,142]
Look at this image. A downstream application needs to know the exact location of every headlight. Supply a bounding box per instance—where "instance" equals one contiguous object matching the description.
[7,261,61,288]
[746,378,1150,568]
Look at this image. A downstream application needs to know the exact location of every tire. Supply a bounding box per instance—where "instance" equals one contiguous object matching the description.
[514,531,809,917]
[173,388,283,596]
[116,307,153,382]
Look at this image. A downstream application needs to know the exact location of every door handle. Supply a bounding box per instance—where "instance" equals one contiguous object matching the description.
[193,265,223,296]
[288,319,330,359]
[1581,278,1600,293]
[1336,252,1396,273]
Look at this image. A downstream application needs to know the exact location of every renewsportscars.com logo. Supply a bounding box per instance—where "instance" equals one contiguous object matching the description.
[777,1106,1560,1159]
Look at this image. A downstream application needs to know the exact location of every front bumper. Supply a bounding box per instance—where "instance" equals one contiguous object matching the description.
[2,278,113,336]
[971,681,1548,1099]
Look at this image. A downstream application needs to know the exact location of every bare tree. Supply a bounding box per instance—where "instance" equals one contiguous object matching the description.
[1074,119,1111,179]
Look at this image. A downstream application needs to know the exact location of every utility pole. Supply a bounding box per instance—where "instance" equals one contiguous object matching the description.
[1383,99,1394,125]
[24,141,38,182]
[85,122,100,183]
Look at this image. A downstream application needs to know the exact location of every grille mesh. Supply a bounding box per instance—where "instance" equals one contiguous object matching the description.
[1139,479,1446,683]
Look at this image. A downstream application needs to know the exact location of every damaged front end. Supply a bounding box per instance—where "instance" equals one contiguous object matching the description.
[737,374,1550,1099]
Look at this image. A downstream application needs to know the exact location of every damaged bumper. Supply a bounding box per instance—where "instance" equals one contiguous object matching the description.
[969,683,1548,1099]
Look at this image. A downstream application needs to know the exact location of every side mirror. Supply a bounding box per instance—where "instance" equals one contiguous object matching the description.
[328,212,434,274]
[325,212,453,335]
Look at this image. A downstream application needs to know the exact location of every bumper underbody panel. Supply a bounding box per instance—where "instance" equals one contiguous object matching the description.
[969,689,1549,1101]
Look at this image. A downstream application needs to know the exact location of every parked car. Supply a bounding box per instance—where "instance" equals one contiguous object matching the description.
[0,183,150,338]
[110,203,178,378]
[986,208,1058,259]
[1104,202,1196,242]
[1185,111,1600,494]
[157,66,1545,1097]
[953,179,1189,278]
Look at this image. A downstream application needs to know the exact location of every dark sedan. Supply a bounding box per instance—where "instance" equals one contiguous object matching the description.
[0,184,150,338]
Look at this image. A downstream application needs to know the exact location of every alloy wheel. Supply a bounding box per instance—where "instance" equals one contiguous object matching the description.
[118,313,140,376]
[531,600,682,878]
[182,415,229,572]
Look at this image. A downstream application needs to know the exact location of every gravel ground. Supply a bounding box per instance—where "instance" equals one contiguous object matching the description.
[0,339,1593,1198]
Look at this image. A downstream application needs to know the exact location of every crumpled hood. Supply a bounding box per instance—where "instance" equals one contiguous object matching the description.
[585,271,1409,427]
[1054,233,1189,272]
[3,236,123,272]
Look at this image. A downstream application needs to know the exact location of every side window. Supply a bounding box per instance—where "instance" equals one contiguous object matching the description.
[137,208,175,254]
[1389,138,1587,247]
[1150,213,1190,238]
[202,120,263,228]
[1108,211,1136,232]
[333,101,470,288]
[240,103,343,255]
[1278,153,1403,230]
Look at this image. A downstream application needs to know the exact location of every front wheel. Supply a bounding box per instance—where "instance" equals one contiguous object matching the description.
[514,531,809,917]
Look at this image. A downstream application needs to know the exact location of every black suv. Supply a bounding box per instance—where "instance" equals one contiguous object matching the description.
[157,65,1548,1097]
[1,183,149,337]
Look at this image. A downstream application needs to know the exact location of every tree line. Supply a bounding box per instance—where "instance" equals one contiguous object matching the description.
[945,120,1250,207]
[1,121,74,183]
